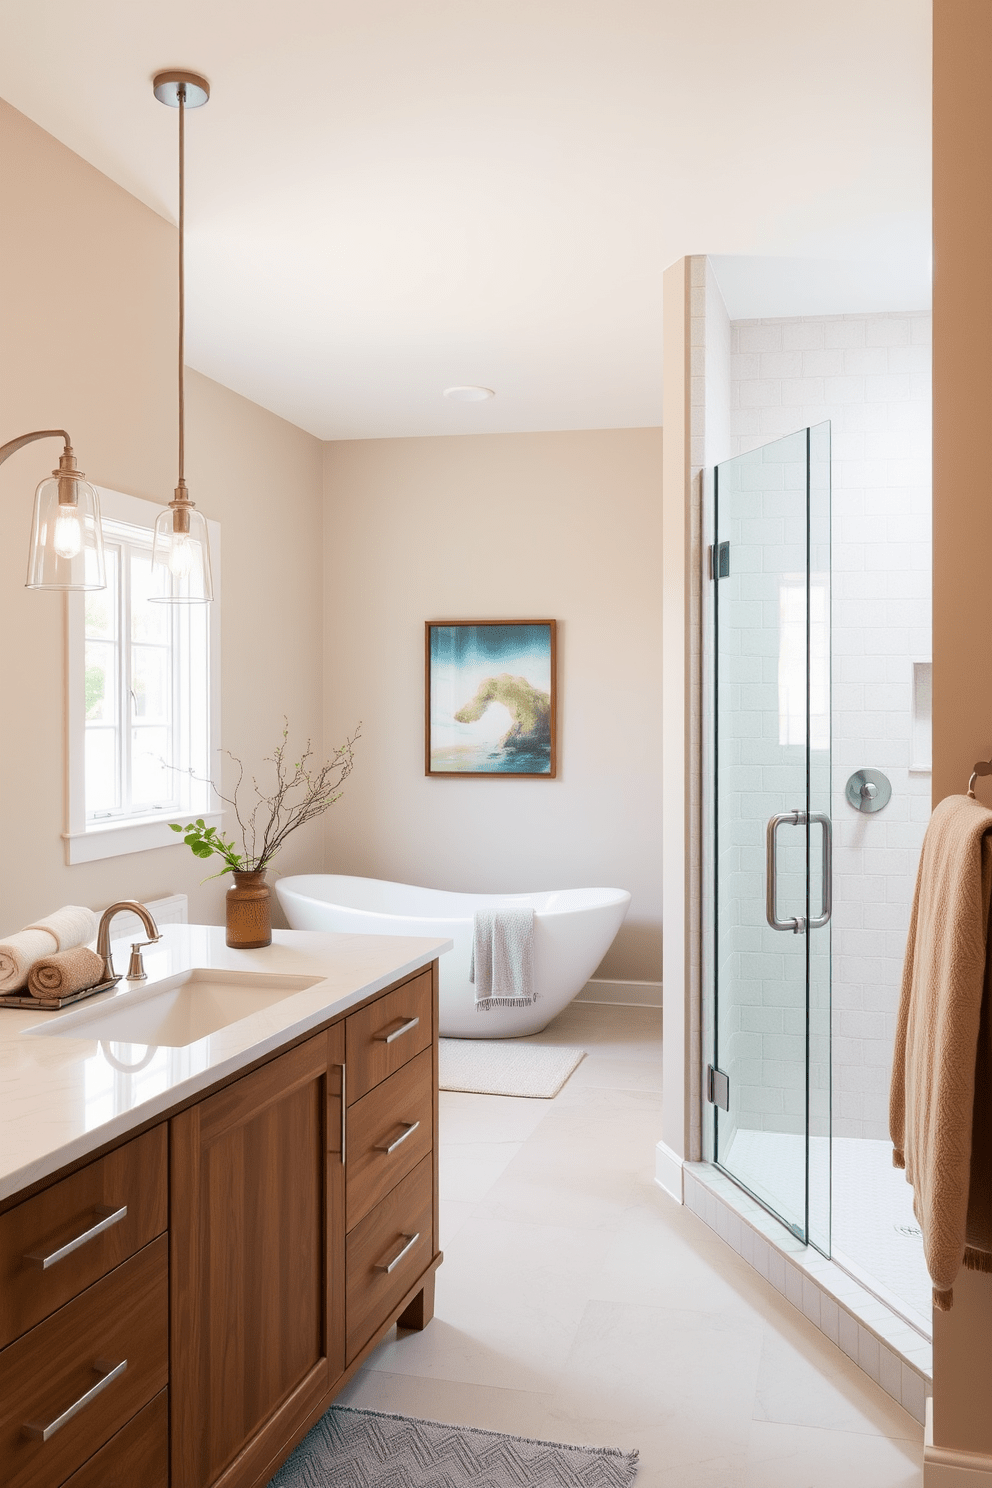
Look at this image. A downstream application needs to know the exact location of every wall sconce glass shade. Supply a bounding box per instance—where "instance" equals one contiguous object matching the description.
[150,499,213,603]
[26,472,106,591]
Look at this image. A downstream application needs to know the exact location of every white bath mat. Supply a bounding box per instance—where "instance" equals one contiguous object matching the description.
[439,1039,585,1098]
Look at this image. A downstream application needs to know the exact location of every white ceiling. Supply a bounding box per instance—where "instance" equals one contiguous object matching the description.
[0,1,931,439]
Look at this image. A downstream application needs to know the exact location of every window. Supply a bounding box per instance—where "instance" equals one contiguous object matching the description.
[65,487,221,864]
[777,574,829,750]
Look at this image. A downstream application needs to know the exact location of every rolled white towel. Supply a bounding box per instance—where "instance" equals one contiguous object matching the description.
[0,928,59,993]
[24,905,98,953]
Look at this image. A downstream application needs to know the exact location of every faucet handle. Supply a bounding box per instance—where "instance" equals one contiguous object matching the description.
[125,940,157,982]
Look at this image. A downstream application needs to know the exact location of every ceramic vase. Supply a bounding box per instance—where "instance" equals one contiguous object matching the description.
[225,870,272,949]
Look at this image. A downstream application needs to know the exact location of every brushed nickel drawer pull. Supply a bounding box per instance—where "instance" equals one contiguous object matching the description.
[375,1232,420,1274]
[377,1016,419,1045]
[24,1205,128,1270]
[23,1357,127,1441]
[376,1120,420,1155]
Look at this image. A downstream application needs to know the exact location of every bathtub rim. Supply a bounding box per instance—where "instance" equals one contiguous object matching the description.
[275,872,631,924]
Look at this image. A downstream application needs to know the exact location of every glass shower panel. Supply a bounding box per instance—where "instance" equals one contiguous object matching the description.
[807,421,832,1255]
[712,425,832,1249]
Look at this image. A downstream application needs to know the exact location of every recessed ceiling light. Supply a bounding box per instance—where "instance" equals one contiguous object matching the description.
[443,386,495,402]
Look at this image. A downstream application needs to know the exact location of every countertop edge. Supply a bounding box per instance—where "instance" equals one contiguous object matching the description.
[0,932,450,1205]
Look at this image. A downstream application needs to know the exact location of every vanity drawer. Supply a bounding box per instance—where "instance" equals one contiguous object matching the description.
[61,1389,168,1488]
[346,1154,433,1362]
[0,1125,168,1349]
[346,969,433,1102]
[347,1048,433,1230]
[0,1233,169,1488]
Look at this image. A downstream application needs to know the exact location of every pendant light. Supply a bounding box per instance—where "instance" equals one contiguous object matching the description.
[0,428,106,591]
[150,70,213,604]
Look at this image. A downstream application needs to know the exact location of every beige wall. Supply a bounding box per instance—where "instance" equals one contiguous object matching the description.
[930,0,992,1464]
[661,257,693,1165]
[0,100,325,933]
[322,429,663,982]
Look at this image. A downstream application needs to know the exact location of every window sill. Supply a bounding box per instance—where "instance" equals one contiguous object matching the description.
[63,811,224,865]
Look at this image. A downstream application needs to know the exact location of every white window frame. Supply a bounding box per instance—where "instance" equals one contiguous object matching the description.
[64,486,222,865]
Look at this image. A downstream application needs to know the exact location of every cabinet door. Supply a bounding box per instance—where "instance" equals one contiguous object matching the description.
[171,1028,345,1488]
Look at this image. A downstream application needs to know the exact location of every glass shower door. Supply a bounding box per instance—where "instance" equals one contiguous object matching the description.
[712,424,831,1252]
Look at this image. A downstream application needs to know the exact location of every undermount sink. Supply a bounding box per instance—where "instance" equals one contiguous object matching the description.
[26,968,326,1049]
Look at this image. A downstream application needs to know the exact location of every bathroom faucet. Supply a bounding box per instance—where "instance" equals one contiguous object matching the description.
[96,901,161,984]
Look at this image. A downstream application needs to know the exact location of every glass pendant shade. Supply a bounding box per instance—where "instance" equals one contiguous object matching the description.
[150,503,213,602]
[26,474,106,590]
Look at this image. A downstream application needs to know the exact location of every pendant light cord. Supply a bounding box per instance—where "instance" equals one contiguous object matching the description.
[178,83,186,484]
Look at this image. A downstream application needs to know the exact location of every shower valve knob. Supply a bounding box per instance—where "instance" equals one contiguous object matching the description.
[846,769,891,814]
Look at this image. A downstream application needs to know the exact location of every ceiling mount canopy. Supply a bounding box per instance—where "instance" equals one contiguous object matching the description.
[151,68,214,603]
[152,71,210,109]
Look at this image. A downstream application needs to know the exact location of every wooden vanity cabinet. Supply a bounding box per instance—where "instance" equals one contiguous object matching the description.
[170,957,440,1488]
[170,1026,346,1488]
[0,957,441,1488]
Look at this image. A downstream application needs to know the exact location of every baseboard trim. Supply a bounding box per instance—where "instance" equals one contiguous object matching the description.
[576,978,662,1008]
[926,1401,992,1485]
[654,1140,685,1203]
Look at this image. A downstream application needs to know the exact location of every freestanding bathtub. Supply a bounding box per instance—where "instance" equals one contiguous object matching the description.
[275,875,631,1038]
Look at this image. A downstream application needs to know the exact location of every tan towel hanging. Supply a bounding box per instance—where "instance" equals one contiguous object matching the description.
[890,792,992,1310]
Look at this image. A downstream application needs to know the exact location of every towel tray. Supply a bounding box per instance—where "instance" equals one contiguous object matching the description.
[0,978,121,1012]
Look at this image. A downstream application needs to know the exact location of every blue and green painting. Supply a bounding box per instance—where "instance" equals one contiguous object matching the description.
[428,623,554,774]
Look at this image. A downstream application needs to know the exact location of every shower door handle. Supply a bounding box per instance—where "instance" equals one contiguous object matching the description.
[808,813,832,929]
[766,810,806,934]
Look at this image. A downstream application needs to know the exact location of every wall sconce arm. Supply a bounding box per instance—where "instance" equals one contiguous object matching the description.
[0,430,72,471]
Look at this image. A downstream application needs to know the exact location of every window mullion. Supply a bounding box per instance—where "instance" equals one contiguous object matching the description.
[121,541,132,817]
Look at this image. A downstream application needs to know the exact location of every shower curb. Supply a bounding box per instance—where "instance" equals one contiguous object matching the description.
[681,1161,931,1425]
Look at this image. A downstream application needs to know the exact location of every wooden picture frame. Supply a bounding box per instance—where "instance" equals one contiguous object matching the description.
[425,620,557,777]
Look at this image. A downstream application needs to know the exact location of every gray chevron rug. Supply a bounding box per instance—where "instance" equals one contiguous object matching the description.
[267,1405,639,1487]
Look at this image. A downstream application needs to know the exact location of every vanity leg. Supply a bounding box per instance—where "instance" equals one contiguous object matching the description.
[397,1274,435,1331]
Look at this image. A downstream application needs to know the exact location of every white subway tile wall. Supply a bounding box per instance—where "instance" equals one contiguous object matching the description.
[731,312,932,1141]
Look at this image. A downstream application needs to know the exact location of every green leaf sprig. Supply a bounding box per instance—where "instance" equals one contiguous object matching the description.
[169,819,244,879]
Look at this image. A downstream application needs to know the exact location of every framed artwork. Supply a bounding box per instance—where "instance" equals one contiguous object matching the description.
[425,620,557,777]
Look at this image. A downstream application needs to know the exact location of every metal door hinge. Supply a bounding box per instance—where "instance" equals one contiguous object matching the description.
[709,541,730,579]
[707,1064,730,1111]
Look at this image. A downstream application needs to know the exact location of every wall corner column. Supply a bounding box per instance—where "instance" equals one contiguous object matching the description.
[660,256,699,1194]
[929,0,992,1477]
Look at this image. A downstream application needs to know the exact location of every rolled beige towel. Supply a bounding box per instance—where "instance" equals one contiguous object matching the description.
[25,905,98,952]
[27,946,105,1000]
[0,928,59,992]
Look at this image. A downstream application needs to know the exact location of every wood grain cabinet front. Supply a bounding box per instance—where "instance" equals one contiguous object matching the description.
[0,1125,167,1351]
[345,969,433,1102]
[346,1047,434,1228]
[170,1026,346,1488]
[345,1154,434,1363]
[0,1235,168,1488]
[61,1390,168,1488]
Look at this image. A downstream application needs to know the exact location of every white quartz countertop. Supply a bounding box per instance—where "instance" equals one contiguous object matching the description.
[0,923,451,1205]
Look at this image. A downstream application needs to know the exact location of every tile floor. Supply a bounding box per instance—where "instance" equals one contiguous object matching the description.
[337,1002,924,1486]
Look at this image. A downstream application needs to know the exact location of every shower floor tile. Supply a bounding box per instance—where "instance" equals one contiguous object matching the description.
[725,1128,931,1330]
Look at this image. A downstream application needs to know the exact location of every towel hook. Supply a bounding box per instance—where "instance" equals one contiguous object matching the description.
[968,757,992,798]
